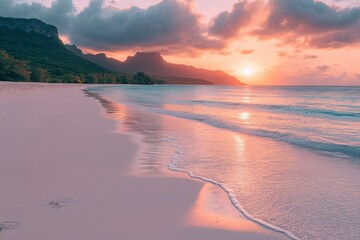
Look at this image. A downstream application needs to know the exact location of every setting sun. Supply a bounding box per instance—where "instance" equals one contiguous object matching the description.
[240,67,255,77]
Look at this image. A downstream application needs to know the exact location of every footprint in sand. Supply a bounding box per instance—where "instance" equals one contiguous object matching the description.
[0,221,20,232]
[48,197,77,209]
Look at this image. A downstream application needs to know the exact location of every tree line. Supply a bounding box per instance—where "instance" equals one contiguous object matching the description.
[0,50,165,84]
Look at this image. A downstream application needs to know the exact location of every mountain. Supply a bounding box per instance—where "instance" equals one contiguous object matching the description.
[0,17,160,84]
[66,45,245,85]
[0,17,58,39]
[0,16,243,85]
[0,17,110,80]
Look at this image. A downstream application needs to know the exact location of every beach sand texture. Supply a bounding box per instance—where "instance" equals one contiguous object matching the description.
[0,82,287,240]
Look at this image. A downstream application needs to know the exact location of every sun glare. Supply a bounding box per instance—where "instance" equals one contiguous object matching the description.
[242,67,254,77]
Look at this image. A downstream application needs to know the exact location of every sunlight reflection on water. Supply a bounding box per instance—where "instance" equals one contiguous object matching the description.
[87,85,360,240]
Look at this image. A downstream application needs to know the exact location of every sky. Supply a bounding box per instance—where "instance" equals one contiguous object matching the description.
[3,0,360,85]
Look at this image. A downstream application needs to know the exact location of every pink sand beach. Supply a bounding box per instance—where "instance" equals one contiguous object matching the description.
[0,82,287,240]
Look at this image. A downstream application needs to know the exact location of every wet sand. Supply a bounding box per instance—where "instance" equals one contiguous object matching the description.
[0,82,287,240]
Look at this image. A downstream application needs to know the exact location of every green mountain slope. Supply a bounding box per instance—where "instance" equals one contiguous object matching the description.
[0,17,161,84]
[0,17,110,78]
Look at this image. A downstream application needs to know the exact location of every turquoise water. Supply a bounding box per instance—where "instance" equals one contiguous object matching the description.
[88,85,360,240]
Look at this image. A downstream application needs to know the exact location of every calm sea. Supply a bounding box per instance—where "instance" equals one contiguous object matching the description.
[88,85,360,240]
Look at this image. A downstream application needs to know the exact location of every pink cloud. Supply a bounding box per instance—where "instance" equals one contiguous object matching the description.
[240,49,255,55]
[209,1,254,39]
[253,0,360,48]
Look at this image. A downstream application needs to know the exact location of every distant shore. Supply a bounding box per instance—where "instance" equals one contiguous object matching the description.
[0,82,287,240]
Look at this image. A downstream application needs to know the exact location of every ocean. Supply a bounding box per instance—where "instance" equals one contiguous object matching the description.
[87,85,360,240]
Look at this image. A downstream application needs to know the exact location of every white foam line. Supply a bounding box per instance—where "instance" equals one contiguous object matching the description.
[168,159,300,240]
[88,87,301,239]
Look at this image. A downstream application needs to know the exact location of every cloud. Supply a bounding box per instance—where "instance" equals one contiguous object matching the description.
[0,0,75,31]
[69,0,225,51]
[2,0,360,52]
[262,63,353,85]
[304,54,318,59]
[277,51,289,58]
[1,0,224,52]
[240,49,255,55]
[254,0,360,48]
[277,50,298,58]
[317,65,331,71]
[209,1,253,39]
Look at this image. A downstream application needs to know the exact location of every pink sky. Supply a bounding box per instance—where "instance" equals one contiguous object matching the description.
[8,0,360,85]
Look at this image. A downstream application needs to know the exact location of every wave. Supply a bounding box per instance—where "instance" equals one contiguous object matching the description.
[168,147,300,240]
[89,86,359,119]
[87,87,360,159]
[89,86,360,240]
[188,100,360,119]
[88,86,300,238]
[144,107,360,159]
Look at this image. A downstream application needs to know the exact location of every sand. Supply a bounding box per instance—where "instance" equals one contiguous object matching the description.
[0,82,288,240]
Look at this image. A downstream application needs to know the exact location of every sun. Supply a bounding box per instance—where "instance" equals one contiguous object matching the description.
[242,67,255,77]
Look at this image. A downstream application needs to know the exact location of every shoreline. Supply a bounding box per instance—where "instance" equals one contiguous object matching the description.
[86,87,295,239]
[0,82,288,240]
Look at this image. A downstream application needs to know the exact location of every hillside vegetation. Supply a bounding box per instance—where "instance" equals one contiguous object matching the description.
[0,17,163,84]
[66,45,245,85]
